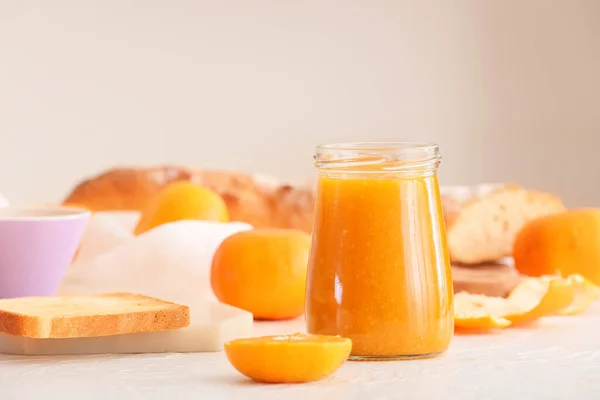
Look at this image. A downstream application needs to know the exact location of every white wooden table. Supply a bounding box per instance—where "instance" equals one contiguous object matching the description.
[1,304,599,400]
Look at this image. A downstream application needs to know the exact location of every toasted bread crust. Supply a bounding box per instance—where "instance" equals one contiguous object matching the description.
[0,293,190,339]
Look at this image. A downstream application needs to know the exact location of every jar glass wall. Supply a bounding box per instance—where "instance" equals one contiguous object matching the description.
[305,142,454,360]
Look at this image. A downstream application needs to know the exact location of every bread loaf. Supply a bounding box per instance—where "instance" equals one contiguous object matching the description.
[0,293,190,339]
[64,166,315,232]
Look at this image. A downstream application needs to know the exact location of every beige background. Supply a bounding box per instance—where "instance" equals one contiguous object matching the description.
[1,0,599,206]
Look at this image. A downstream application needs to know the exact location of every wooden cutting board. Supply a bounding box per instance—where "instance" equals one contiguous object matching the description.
[452,261,522,297]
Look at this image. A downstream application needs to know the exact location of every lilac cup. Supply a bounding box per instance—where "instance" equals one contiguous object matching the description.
[0,207,90,298]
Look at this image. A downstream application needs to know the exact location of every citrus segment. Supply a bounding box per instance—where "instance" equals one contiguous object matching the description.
[224,333,352,383]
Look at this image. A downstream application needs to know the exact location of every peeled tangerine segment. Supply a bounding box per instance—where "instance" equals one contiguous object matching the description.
[454,274,599,330]
[224,333,352,384]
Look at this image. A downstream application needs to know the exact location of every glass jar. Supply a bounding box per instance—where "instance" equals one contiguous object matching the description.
[305,142,454,360]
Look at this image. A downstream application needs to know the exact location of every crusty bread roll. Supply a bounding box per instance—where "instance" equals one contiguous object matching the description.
[442,184,565,265]
[64,166,316,232]
[65,168,564,266]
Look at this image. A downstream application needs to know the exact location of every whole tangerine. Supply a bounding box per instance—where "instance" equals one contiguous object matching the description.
[135,181,229,235]
[513,208,600,285]
[211,228,310,320]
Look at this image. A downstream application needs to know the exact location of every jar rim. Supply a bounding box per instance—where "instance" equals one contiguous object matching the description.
[316,141,438,153]
[314,141,441,173]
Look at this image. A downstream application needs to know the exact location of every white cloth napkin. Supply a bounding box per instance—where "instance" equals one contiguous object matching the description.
[60,213,252,305]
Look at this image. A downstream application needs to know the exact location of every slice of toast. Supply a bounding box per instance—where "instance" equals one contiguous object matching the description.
[0,302,253,355]
[442,184,565,265]
[0,293,190,339]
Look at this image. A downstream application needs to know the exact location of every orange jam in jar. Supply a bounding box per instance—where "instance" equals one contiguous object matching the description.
[306,142,454,360]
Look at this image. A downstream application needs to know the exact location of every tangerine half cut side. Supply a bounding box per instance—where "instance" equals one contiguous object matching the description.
[224,333,352,383]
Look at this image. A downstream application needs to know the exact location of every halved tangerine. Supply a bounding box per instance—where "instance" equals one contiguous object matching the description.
[224,333,352,383]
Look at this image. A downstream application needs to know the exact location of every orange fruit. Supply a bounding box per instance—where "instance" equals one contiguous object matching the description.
[134,181,229,235]
[224,333,352,383]
[211,228,310,320]
[513,208,600,285]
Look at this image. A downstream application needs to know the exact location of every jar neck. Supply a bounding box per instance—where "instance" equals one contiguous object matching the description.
[314,142,441,177]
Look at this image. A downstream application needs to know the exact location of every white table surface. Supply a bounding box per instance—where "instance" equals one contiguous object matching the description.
[2,304,600,400]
